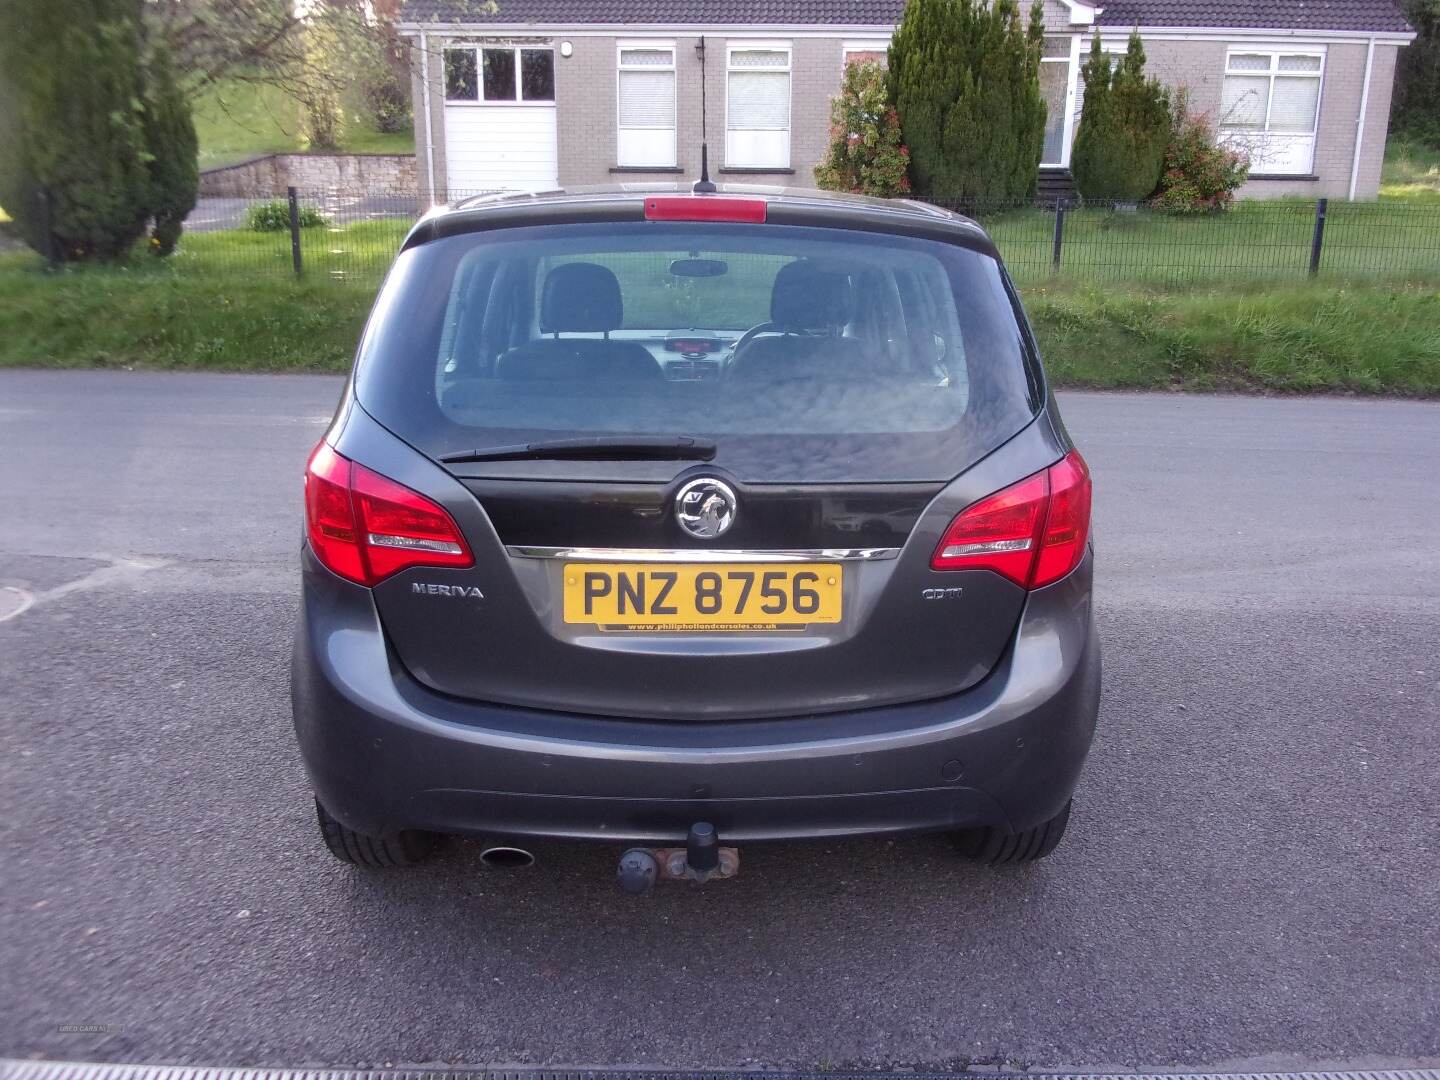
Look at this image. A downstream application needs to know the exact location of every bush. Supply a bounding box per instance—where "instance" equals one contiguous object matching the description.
[300,22,345,150]
[1391,0,1439,145]
[0,0,153,261]
[814,62,911,197]
[365,69,412,135]
[0,0,200,262]
[246,201,330,232]
[1150,93,1249,213]
[1072,33,1172,202]
[889,0,1047,200]
[142,45,199,256]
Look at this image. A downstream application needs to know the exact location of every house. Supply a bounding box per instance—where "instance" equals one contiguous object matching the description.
[396,0,1414,202]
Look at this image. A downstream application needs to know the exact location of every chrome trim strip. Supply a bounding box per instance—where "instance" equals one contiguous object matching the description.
[506,545,901,563]
[367,533,464,554]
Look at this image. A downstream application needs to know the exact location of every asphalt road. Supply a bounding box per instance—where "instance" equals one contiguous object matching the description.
[185,195,420,234]
[1,370,1437,1071]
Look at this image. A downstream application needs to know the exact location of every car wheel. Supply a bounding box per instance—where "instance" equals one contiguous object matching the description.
[313,798,439,868]
[953,799,1072,865]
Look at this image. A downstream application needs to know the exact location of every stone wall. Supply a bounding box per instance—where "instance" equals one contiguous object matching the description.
[199,154,418,197]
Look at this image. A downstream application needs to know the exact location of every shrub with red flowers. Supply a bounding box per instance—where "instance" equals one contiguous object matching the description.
[1150,91,1250,213]
[814,61,911,198]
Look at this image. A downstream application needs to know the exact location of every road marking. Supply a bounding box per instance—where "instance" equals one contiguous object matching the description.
[0,586,34,623]
[0,556,167,623]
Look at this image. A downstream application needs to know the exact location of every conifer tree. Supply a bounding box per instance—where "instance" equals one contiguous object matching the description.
[1071,32,1172,201]
[889,0,1047,200]
[0,0,200,261]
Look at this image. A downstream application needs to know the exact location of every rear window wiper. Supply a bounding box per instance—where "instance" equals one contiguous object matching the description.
[439,435,718,464]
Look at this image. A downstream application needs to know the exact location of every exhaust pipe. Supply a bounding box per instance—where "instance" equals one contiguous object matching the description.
[479,845,535,869]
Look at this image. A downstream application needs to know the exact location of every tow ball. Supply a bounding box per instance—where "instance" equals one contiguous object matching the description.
[617,822,739,894]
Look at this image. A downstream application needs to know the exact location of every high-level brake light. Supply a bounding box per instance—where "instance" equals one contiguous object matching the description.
[643,197,768,223]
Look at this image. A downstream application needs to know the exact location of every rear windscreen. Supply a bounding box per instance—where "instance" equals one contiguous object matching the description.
[354,221,1038,483]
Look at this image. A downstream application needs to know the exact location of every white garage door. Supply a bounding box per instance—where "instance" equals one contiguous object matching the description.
[442,43,559,195]
[444,106,558,194]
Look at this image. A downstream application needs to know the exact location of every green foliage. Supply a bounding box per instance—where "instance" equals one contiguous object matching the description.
[814,62,911,197]
[246,201,330,232]
[1071,33,1173,202]
[364,68,412,135]
[0,0,153,261]
[0,0,200,262]
[300,23,345,151]
[888,0,1047,200]
[1028,278,1440,395]
[1150,91,1249,213]
[1381,136,1440,200]
[1391,0,1439,145]
[3,253,1433,395]
[0,259,374,371]
[142,46,199,256]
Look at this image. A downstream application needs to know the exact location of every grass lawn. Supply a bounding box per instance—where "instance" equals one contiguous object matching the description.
[970,198,1440,284]
[160,195,1440,290]
[173,218,413,282]
[0,254,374,370]
[2,242,1435,394]
[194,77,413,169]
[1027,278,1440,394]
[1381,137,1440,202]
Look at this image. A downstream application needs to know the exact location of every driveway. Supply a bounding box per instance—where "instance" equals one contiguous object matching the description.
[1,371,1436,1070]
[185,194,422,234]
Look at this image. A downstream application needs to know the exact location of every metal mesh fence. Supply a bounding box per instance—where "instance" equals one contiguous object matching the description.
[111,187,1440,288]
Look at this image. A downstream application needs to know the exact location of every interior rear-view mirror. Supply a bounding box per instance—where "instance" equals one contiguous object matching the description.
[669,258,728,278]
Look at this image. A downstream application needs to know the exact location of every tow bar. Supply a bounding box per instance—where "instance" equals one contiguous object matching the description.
[617,822,739,894]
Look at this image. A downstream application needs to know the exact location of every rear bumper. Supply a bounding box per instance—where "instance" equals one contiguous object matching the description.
[291,547,1101,844]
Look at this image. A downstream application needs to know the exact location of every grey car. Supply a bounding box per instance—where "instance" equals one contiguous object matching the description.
[291,185,1100,889]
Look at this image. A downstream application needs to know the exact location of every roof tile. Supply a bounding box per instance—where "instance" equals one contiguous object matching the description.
[399,0,1410,34]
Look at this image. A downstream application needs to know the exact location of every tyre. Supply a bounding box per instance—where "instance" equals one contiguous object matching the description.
[953,799,1072,865]
[313,798,439,868]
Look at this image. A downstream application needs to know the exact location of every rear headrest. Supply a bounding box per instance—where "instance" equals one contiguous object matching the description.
[770,261,853,330]
[541,262,624,333]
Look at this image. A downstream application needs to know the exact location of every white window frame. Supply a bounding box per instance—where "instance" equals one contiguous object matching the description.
[443,46,480,102]
[442,42,555,107]
[841,39,889,66]
[1037,34,1084,168]
[1218,46,1326,175]
[725,41,792,170]
[616,41,678,168]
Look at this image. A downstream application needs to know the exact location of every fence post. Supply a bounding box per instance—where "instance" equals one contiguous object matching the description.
[1308,197,1327,276]
[1051,198,1067,276]
[287,186,303,277]
[36,187,58,269]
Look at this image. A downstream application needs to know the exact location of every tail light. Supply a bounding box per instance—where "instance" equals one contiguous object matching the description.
[305,442,473,587]
[931,450,1092,590]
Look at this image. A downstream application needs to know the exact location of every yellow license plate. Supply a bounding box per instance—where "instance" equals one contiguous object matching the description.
[563,563,843,631]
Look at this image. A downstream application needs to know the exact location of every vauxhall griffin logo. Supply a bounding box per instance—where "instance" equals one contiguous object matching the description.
[674,478,737,540]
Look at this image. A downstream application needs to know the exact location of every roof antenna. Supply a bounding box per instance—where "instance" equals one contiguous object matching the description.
[693,36,717,193]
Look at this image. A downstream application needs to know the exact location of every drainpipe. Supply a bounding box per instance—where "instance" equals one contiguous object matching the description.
[420,29,438,204]
[1347,36,1376,201]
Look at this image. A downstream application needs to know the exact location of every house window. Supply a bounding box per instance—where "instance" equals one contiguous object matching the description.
[617,44,677,167]
[444,49,478,101]
[726,44,791,169]
[1219,49,1324,174]
[444,45,554,103]
[843,41,889,67]
[1039,36,1077,167]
